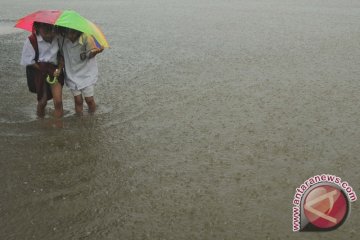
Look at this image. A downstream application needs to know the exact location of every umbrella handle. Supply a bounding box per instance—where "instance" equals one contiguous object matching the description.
[46,75,58,85]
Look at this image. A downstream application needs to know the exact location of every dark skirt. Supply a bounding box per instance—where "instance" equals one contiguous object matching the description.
[33,62,64,101]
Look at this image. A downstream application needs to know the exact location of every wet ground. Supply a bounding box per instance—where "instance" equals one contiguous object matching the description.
[1,0,360,239]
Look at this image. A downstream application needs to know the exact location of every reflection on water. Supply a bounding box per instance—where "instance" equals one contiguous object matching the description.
[1,116,106,239]
[1,0,360,239]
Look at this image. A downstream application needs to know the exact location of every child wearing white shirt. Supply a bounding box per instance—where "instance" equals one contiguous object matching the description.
[60,28,103,114]
[20,22,64,118]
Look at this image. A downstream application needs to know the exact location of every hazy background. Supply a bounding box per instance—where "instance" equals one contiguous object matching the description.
[1,0,360,239]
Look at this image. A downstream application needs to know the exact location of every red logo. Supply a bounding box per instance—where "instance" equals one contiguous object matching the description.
[303,185,348,230]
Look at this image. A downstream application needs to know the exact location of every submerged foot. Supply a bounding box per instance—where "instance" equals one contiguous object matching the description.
[36,107,45,118]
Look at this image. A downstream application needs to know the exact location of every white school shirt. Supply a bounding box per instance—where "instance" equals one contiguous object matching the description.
[60,34,98,91]
[20,35,59,66]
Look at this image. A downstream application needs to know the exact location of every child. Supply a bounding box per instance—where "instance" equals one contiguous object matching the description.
[20,22,64,118]
[59,28,103,114]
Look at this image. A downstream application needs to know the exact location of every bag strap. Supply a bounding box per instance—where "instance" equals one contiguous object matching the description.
[28,33,39,62]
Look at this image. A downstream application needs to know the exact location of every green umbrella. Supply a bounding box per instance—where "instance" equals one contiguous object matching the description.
[55,10,109,48]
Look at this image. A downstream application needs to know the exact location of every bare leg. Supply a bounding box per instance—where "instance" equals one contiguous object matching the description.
[84,96,96,113]
[51,82,63,118]
[74,95,83,115]
[37,86,47,118]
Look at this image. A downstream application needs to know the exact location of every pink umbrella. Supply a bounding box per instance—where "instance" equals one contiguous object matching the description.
[15,10,62,32]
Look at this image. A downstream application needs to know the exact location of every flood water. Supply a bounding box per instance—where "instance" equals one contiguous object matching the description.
[1,0,360,239]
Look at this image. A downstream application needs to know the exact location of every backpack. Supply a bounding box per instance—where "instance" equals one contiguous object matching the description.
[25,33,38,93]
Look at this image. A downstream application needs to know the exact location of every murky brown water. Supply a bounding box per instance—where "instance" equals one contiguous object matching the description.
[1,0,360,239]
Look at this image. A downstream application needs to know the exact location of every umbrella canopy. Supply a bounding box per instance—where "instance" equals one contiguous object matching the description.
[15,10,62,31]
[15,10,109,48]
